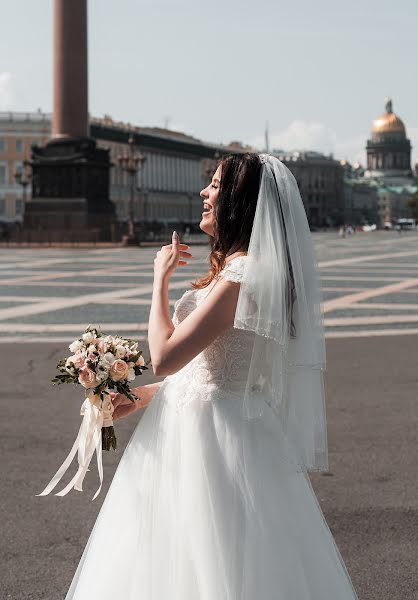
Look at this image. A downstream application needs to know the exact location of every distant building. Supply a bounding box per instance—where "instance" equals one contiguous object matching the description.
[0,112,362,231]
[272,150,344,227]
[365,98,412,180]
[0,112,242,228]
[0,111,50,223]
[340,161,379,225]
[90,117,234,226]
[342,99,417,227]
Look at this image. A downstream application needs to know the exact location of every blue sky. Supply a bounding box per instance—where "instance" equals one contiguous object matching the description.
[1,0,417,164]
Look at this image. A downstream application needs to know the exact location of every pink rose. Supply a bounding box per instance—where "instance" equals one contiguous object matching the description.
[136,355,145,367]
[78,366,98,389]
[87,351,98,363]
[97,339,107,355]
[109,359,129,382]
[72,352,86,369]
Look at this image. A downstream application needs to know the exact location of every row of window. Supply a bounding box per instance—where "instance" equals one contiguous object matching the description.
[145,153,203,193]
[293,174,338,190]
[368,153,410,170]
[0,197,24,215]
[142,153,203,193]
[0,139,27,153]
[0,162,25,186]
[115,200,193,220]
[307,194,328,205]
[0,152,204,194]
[110,152,203,194]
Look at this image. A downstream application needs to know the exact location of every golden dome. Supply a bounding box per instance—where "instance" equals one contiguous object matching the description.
[372,98,406,135]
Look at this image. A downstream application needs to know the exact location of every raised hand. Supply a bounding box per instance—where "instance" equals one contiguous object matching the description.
[153,231,193,283]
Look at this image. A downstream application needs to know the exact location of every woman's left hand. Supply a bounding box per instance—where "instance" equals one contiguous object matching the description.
[153,231,193,282]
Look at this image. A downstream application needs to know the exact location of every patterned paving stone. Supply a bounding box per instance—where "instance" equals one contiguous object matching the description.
[1,231,418,342]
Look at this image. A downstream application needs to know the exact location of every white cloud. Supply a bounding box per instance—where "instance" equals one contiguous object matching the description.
[0,72,15,110]
[250,120,369,165]
[335,134,367,165]
[273,120,337,154]
[251,120,336,154]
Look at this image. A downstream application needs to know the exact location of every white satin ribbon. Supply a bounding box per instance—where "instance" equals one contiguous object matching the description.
[36,388,114,501]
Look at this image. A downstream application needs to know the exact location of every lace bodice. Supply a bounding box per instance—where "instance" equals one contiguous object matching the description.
[164,255,255,411]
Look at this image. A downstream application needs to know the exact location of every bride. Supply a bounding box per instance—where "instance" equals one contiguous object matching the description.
[65,153,359,599]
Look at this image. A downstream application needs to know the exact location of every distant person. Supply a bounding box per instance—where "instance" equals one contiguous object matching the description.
[64,154,359,600]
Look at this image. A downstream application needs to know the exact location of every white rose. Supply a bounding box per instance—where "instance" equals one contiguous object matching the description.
[127,361,134,368]
[135,355,145,367]
[95,368,108,383]
[115,345,126,359]
[102,352,116,367]
[69,340,83,354]
[82,331,95,345]
[87,343,97,353]
[128,368,136,382]
[97,359,108,371]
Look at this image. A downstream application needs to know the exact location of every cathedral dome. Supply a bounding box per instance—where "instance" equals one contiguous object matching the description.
[365,98,412,180]
[372,98,406,136]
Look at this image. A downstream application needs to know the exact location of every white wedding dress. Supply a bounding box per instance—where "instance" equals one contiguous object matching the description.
[65,255,359,600]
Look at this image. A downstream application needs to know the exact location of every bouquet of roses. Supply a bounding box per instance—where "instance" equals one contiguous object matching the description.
[37,326,150,500]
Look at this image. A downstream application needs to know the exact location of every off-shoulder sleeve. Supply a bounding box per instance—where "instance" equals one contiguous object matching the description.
[218,255,247,283]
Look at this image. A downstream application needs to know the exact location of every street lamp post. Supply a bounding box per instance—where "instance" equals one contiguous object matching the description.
[14,159,32,222]
[117,135,146,245]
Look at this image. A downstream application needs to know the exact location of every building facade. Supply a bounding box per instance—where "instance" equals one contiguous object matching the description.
[342,98,418,227]
[273,150,344,227]
[1,112,346,231]
[340,162,379,225]
[365,98,412,179]
[0,112,234,230]
[90,117,232,227]
[0,111,50,223]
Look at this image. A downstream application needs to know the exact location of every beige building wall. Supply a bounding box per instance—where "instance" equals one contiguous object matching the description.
[0,112,50,222]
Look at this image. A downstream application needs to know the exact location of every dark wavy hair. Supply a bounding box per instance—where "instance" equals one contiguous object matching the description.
[191,151,297,336]
[192,152,262,289]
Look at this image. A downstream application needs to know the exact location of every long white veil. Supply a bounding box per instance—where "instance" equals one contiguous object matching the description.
[235,154,328,473]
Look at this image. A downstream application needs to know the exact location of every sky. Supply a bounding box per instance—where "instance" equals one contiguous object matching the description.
[1,0,418,165]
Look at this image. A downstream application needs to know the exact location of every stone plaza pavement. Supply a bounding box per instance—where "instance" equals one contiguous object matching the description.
[1,231,418,599]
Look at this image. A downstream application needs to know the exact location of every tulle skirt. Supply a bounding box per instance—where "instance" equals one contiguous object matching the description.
[65,377,359,599]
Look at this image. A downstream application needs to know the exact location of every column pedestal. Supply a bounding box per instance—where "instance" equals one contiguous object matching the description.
[23,0,116,242]
[25,138,115,241]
